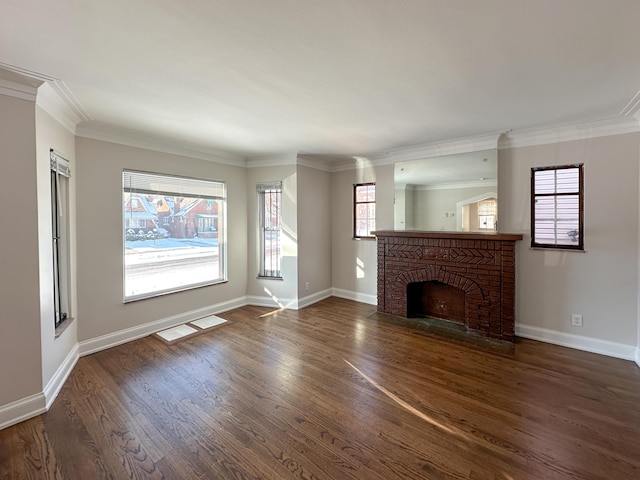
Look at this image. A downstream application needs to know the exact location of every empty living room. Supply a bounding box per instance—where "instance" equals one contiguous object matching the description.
[1,1,640,479]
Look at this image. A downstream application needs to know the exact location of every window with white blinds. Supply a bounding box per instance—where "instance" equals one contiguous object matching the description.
[257,183,282,278]
[531,164,584,250]
[122,170,227,301]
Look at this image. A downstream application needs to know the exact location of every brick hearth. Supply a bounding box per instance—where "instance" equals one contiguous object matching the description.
[373,231,523,342]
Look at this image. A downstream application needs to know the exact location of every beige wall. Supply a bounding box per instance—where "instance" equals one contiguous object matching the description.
[499,133,639,346]
[35,106,78,388]
[245,164,298,306]
[412,186,495,231]
[75,137,248,342]
[0,94,42,406]
[331,162,393,301]
[297,165,332,299]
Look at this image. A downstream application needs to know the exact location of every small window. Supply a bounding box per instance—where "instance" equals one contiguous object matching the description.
[531,164,584,250]
[258,183,282,278]
[354,183,376,238]
[477,199,497,230]
[122,170,227,301]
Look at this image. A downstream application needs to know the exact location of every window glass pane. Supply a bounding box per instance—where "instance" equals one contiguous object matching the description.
[556,168,579,193]
[123,171,226,301]
[533,170,556,194]
[355,186,368,202]
[258,183,282,277]
[354,183,375,237]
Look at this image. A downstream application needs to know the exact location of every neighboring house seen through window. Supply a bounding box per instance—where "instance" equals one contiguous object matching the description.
[122,170,226,301]
[257,182,282,278]
[354,183,376,238]
[531,164,584,250]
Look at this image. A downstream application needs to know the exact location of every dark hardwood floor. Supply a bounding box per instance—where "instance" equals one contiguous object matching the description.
[1,297,640,479]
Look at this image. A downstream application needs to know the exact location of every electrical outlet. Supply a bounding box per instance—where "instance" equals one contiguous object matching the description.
[305,282,310,291]
[571,314,583,327]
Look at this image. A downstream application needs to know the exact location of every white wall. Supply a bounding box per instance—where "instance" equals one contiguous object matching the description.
[75,137,248,344]
[297,164,332,302]
[499,133,639,351]
[245,163,298,307]
[0,94,42,407]
[35,106,78,391]
[331,162,393,303]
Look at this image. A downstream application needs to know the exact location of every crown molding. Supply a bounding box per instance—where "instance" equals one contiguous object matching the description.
[36,83,86,134]
[379,132,503,164]
[325,155,393,172]
[0,64,43,101]
[76,121,247,167]
[0,62,90,131]
[296,156,333,172]
[328,133,504,173]
[499,116,640,150]
[620,89,640,117]
[246,153,299,168]
[414,179,498,191]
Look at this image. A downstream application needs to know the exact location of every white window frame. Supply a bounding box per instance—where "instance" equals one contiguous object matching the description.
[257,182,282,278]
[354,183,376,239]
[122,170,227,301]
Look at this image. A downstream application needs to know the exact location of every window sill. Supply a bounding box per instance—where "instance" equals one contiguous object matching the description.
[55,317,75,338]
[352,236,375,241]
[257,275,283,280]
[530,247,586,253]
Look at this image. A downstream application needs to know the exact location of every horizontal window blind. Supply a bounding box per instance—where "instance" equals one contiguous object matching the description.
[531,164,583,250]
[123,170,225,199]
[50,149,71,177]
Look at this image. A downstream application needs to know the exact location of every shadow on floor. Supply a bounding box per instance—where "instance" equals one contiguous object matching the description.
[368,312,514,356]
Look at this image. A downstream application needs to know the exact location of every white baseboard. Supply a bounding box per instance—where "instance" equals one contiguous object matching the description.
[298,288,333,309]
[0,393,46,431]
[246,295,298,310]
[332,288,377,306]
[516,324,637,361]
[44,344,79,409]
[635,347,640,368]
[79,296,248,356]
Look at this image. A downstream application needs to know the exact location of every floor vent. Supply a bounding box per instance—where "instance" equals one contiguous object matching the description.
[153,315,229,345]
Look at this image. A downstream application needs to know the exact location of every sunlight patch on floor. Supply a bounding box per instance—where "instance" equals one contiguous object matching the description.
[344,359,457,436]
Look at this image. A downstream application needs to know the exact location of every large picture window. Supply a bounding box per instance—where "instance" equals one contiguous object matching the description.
[354,183,376,238]
[122,170,226,301]
[257,182,282,278]
[531,164,584,250]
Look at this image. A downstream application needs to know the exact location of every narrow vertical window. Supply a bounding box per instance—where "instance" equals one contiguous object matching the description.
[50,150,71,328]
[531,164,584,250]
[478,199,497,231]
[354,183,376,238]
[258,183,282,278]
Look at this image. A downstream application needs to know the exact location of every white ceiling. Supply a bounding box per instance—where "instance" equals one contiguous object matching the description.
[1,0,639,160]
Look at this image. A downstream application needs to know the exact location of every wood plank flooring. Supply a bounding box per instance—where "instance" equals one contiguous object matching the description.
[1,297,640,479]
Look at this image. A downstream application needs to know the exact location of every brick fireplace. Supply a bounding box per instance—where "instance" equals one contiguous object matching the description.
[374,231,522,342]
